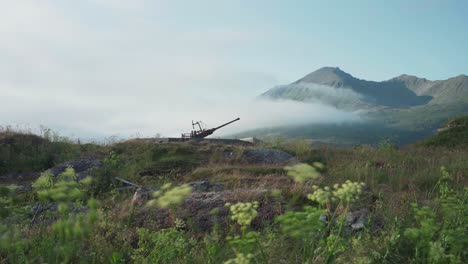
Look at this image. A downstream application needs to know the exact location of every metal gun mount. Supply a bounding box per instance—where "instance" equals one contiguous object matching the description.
[182,118,240,139]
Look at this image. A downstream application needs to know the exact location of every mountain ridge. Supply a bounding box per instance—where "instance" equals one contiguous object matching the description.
[248,67,468,145]
[262,67,468,107]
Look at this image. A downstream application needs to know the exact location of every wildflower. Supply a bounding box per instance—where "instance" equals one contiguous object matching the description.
[174,218,186,230]
[313,162,325,169]
[147,184,192,208]
[33,168,85,202]
[226,201,259,226]
[332,181,365,203]
[308,180,365,207]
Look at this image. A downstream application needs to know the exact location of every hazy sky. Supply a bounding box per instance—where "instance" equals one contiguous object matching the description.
[1,0,467,139]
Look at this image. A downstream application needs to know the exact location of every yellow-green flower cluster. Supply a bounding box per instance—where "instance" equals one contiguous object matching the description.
[307,185,333,205]
[308,180,365,205]
[32,168,92,202]
[285,163,323,184]
[332,180,365,203]
[147,183,192,208]
[224,253,253,264]
[225,201,259,226]
[174,218,186,230]
[32,172,53,190]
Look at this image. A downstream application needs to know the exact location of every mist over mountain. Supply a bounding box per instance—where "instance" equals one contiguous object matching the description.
[249,67,468,145]
[261,67,468,109]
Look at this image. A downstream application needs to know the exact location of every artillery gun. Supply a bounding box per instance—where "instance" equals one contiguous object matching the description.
[182,118,240,139]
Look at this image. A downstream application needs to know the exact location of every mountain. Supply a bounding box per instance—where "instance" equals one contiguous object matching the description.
[246,67,468,146]
[262,67,434,108]
[388,74,468,103]
[386,74,435,96]
[261,67,468,108]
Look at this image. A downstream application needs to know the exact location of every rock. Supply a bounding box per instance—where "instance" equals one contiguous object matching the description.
[319,214,328,225]
[223,149,234,159]
[0,172,40,184]
[178,189,270,232]
[131,181,225,206]
[31,202,58,216]
[47,157,102,180]
[16,184,33,193]
[243,149,296,165]
[345,209,370,231]
[30,202,88,225]
[132,187,151,206]
[132,188,274,233]
[188,181,224,192]
[318,208,380,233]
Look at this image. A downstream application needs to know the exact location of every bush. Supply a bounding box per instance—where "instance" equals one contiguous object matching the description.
[131,228,192,263]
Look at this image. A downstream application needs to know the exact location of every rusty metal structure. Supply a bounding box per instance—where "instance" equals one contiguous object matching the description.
[182,118,240,139]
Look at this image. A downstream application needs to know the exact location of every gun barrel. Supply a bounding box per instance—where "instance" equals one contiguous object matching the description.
[188,117,240,139]
[214,117,240,130]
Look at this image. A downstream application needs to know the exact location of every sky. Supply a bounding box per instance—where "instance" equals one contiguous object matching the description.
[1,0,467,140]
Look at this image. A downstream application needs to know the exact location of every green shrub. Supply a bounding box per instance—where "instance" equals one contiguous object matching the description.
[0,129,82,175]
[404,167,467,263]
[90,151,121,195]
[131,228,192,263]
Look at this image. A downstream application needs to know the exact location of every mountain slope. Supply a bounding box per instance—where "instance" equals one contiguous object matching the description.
[388,74,468,103]
[425,75,468,103]
[247,67,468,146]
[419,115,468,147]
[386,74,435,96]
[262,67,433,108]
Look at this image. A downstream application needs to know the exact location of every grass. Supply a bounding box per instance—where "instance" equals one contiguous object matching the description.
[0,130,98,176]
[0,124,467,263]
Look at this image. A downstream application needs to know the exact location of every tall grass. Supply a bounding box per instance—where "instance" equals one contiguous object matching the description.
[0,135,467,263]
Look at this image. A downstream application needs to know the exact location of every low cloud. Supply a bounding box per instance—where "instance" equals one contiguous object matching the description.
[0,1,362,141]
[264,82,368,110]
[0,82,363,140]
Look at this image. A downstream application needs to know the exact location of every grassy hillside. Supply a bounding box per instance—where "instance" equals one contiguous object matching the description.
[371,100,468,131]
[419,115,468,147]
[1,129,467,263]
[234,122,435,147]
[0,130,104,177]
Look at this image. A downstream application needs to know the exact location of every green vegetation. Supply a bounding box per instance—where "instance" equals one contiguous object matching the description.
[0,127,101,177]
[443,115,468,127]
[420,115,468,147]
[1,125,467,263]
